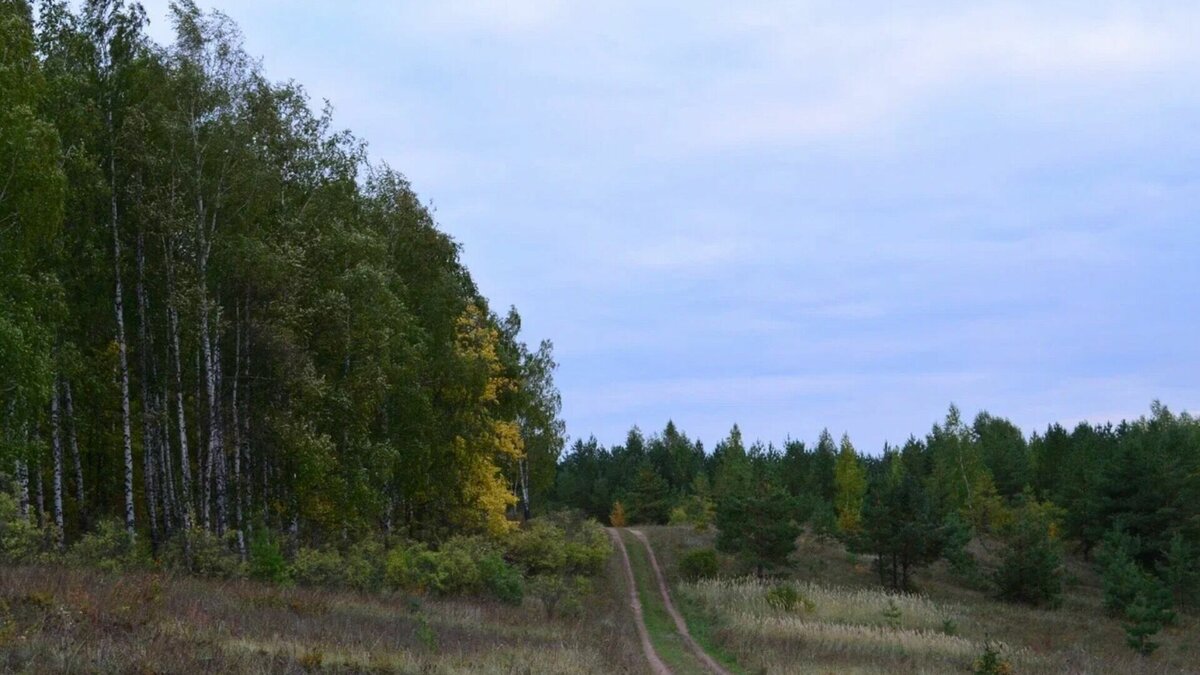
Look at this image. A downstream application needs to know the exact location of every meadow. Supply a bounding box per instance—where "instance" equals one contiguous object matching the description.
[0,558,644,674]
[642,526,1200,674]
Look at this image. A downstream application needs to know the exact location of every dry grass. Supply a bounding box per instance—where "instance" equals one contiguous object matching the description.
[0,556,646,674]
[642,527,1200,675]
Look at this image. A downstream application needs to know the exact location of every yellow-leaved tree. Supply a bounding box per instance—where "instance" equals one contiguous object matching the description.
[447,303,522,535]
[834,434,867,534]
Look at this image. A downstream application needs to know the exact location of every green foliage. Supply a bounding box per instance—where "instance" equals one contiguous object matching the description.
[1123,590,1173,656]
[972,641,1013,675]
[678,547,720,581]
[716,478,799,576]
[527,574,590,618]
[764,583,813,613]
[625,464,672,525]
[343,540,387,593]
[66,519,147,573]
[505,517,610,577]
[833,434,867,533]
[479,553,524,605]
[506,521,567,575]
[0,493,54,564]
[248,529,288,584]
[854,463,945,591]
[993,498,1064,607]
[881,598,902,629]
[1158,532,1200,609]
[160,528,245,580]
[290,547,346,588]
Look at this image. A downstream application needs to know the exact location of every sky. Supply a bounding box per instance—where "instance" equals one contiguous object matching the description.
[138,1,1200,454]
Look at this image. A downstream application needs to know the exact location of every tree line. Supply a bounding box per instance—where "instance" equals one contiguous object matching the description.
[554,404,1200,650]
[1,0,565,555]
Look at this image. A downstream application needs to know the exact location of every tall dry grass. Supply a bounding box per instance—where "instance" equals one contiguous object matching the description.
[0,557,645,673]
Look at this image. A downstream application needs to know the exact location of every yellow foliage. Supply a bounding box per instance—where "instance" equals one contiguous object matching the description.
[445,303,525,536]
[610,501,627,527]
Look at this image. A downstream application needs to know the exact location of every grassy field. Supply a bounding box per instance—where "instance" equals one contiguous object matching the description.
[0,553,646,674]
[639,526,1200,674]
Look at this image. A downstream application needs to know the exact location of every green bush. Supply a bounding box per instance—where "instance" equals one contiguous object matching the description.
[67,518,148,572]
[564,520,611,575]
[290,547,346,588]
[385,536,499,596]
[678,547,719,581]
[1124,589,1174,656]
[344,539,386,593]
[527,574,590,618]
[161,527,245,579]
[506,521,567,575]
[764,583,813,612]
[384,544,417,591]
[480,552,524,605]
[0,493,56,564]
[248,528,288,583]
[973,641,1013,675]
[434,536,495,594]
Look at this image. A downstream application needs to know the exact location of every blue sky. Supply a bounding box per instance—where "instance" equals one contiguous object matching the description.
[140,1,1200,453]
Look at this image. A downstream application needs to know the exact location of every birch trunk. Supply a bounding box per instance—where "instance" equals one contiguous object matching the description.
[51,378,64,545]
[63,380,85,518]
[166,259,194,534]
[31,452,44,528]
[231,303,245,557]
[198,279,228,536]
[519,457,532,521]
[16,458,30,521]
[198,345,210,530]
[110,136,136,537]
[136,229,160,544]
[158,389,178,528]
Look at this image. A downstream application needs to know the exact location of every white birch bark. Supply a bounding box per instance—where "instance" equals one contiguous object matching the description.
[136,229,160,543]
[16,458,30,521]
[108,106,136,536]
[63,380,85,516]
[51,378,64,545]
[164,244,194,533]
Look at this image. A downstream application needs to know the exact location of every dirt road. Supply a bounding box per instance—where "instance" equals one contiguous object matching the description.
[609,527,733,675]
[609,527,672,675]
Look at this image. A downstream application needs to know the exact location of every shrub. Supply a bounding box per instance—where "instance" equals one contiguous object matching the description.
[678,547,719,581]
[161,527,245,579]
[1124,590,1174,656]
[290,547,346,588]
[564,520,611,575]
[384,544,416,591]
[480,552,524,605]
[0,494,56,564]
[385,537,500,596]
[764,583,813,612]
[973,641,1013,675]
[881,598,902,628]
[434,535,495,594]
[528,574,590,618]
[67,518,148,572]
[248,528,288,583]
[344,539,386,593]
[506,520,567,575]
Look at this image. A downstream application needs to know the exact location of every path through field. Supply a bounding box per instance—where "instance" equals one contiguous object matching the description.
[608,528,672,675]
[609,528,734,675]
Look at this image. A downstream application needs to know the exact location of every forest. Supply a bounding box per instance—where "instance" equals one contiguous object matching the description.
[2,0,566,556]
